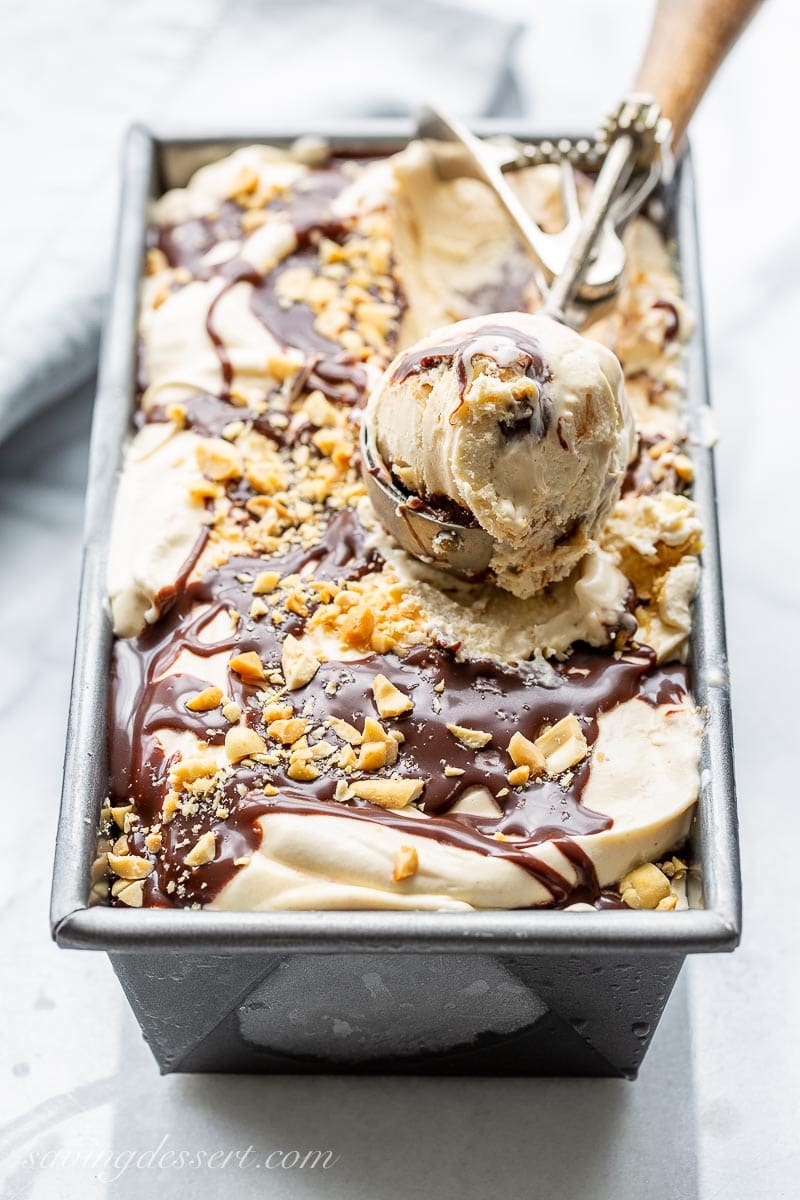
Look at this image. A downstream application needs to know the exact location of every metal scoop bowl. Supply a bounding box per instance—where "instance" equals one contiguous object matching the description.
[361,415,495,576]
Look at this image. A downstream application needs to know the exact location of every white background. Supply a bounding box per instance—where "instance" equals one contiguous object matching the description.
[1,1,798,1197]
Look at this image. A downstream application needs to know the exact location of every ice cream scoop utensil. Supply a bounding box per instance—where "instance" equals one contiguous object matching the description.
[419,0,762,325]
[547,0,764,323]
[361,417,496,576]
[415,105,627,306]
[367,0,763,574]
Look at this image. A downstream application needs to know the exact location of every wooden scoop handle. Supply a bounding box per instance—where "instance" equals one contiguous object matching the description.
[633,0,765,147]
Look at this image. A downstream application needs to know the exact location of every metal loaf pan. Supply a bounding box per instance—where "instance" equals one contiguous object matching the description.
[50,121,741,1078]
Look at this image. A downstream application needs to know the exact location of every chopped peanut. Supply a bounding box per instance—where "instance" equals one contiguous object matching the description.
[535,714,589,775]
[357,740,389,771]
[372,673,413,718]
[267,717,307,745]
[287,759,321,782]
[170,752,218,789]
[282,633,320,690]
[393,845,419,882]
[507,731,546,775]
[620,863,672,910]
[253,571,281,595]
[109,805,132,830]
[196,438,241,481]
[225,725,267,764]
[447,723,492,750]
[116,880,145,907]
[362,716,388,743]
[348,778,424,808]
[337,744,358,771]
[229,651,267,686]
[107,853,153,881]
[185,686,224,713]
[328,717,362,745]
[185,831,217,868]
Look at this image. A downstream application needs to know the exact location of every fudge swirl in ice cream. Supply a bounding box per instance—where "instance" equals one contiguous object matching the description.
[368,312,636,597]
[95,142,703,914]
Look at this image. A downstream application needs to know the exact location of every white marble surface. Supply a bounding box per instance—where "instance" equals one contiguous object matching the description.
[1,2,799,1197]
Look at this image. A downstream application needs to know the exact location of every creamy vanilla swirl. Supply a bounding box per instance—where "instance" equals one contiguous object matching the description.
[368,311,635,598]
[97,142,701,914]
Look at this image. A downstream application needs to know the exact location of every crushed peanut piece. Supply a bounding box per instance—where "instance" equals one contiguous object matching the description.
[282,633,321,690]
[188,479,223,502]
[308,739,336,759]
[393,845,419,883]
[447,723,492,750]
[362,716,388,743]
[185,686,224,713]
[170,752,218,789]
[372,673,413,718]
[229,651,267,685]
[507,765,530,787]
[185,830,217,868]
[535,715,589,775]
[196,438,241,481]
[348,778,424,809]
[287,759,321,782]
[116,880,145,907]
[264,702,294,723]
[161,793,180,823]
[672,453,694,482]
[328,716,362,745]
[107,853,153,881]
[267,717,307,745]
[507,731,546,775]
[266,349,303,380]
[357,740,389,771]
[337,744,358,771]
[225,725,267,764]
[659,855,688,880]
[253,570,281,594]
[619,863,672,910]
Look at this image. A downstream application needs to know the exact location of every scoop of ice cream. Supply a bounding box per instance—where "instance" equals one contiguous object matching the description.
[367,312,635,598]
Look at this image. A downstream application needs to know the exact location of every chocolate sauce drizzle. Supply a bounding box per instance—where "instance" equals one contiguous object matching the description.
[391,323,552,430]
[147,159,391,421]
[652,298,680,342]
[110,504,689,908]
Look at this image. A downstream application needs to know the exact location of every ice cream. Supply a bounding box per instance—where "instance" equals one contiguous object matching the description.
[94,140,703,914]
[368,311,635,597]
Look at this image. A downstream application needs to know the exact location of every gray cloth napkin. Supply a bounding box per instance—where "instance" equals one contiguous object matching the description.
[0,0,520,445]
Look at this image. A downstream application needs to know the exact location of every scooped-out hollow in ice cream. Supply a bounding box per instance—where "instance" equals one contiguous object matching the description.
[366,312,636,598]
